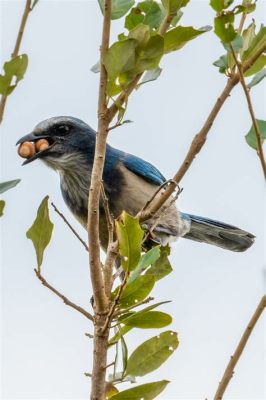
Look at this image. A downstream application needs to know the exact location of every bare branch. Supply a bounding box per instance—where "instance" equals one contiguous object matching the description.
[34,269,93,321]
[51,202,89,252]
[230,45,266,179]
[0,0,32,124]
[214,295,266,400]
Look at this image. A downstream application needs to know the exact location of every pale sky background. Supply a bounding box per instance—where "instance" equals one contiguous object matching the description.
[0,0,265,399]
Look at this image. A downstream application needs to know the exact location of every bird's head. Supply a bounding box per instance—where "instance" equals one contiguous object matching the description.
[16,116,96,169]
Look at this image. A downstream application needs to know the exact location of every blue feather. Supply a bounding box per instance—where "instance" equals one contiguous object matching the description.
[122,153,166,186]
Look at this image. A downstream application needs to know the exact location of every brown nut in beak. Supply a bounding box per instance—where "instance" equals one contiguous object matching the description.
[18,141,36,159]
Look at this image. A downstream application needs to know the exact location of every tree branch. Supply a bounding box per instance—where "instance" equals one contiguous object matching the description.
[139,43,266,221]
[51,202,89,252]
[88,1,112,399]
[214,295,266,400]
[34,269,93,321]
[101,271,129,334]
[230,45,266,179]
[0,0,32,124]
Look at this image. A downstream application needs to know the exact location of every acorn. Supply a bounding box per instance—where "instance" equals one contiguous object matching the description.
[35,138,49,152]
[18,141,36,159]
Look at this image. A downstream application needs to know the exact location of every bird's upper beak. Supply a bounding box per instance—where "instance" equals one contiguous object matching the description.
[16,132,55,165]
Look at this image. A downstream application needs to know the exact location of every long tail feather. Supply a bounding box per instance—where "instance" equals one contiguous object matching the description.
[181,213,255,252]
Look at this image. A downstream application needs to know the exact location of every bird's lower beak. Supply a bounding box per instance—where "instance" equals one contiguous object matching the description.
[16,132,54,165]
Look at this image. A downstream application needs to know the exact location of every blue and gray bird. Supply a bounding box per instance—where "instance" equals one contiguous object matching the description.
[17,116,255,252]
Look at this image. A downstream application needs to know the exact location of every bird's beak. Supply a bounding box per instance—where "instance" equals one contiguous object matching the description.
[16,132,54,165]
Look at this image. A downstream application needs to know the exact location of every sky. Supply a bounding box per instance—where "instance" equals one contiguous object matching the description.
[0,0,265,399]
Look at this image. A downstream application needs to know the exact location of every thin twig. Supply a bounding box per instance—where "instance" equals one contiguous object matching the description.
[51,202,89,252]
[230,45,266,180]
[214,295,266,400]
[113,296,155,318]
[34,269,93,321]
[0,0,32,124]
[100,183,114,244]
[101,271,129,334]
[142,188,182,243]
[140,179,179,215]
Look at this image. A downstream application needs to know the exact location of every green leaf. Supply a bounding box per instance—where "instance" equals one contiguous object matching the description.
[128,246,161,283]
[109,380,169,400]
[135,34,164,73]
[242,25,266,63]
[4,54,28,82]
[140,67,162,85]
[210,0,234,12]
[248,68,266,88]
[244,55,266,77]
[114,274,155,308]
[105,382,119,399]
[126,330,178,376]
[109,325,133,345]
[213,54,228,73]
[162,0,190,15]
[26,196,54,270]
[0,179,21,194]
[245,119,266,150]
[128,23,151,44]
[120,331,128,375]
[98,0,135,20]
[31,0,40,10]
[123,310,172,328]
[125,0,164,31]
[223,34,243,53]
[119,300,171,322]
[170,10,183,27]
[91,61,100,73]
[145,245,173,280]
[0,55,28,96]
[164,25,211,54]
[214,13,236,43]
[0,200,5,217]
[104,39,138,80]
[115,211,144,271]
[241,22,256,57]
[162,0,189,16]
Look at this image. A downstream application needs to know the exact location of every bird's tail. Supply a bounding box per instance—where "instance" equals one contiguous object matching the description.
[181,213,255,252]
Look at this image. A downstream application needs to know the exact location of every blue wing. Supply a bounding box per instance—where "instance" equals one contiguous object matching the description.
[122,153,166,186]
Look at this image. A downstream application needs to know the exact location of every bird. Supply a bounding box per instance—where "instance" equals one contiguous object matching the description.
[17,116,255,252]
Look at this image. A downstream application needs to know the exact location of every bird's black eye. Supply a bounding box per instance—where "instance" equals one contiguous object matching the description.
[56,124,71,135]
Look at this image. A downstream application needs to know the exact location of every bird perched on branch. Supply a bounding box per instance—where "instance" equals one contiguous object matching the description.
[17,116,255,252]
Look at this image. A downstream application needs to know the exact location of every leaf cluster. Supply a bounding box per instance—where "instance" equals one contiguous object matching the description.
[210,1,266,153]
[107,211,177,398]
[94,0,210,96]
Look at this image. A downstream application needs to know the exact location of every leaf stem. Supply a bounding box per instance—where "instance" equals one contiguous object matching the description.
[213,295,266,400]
